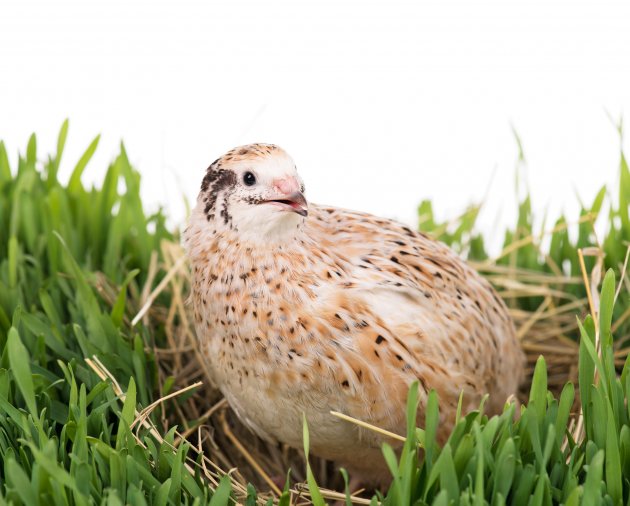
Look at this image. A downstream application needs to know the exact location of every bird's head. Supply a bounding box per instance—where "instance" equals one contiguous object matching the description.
[193,144,308,242]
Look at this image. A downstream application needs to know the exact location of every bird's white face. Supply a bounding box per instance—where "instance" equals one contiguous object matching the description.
[194,144,308,243]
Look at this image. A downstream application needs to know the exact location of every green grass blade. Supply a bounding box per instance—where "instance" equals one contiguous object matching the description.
[7,327,38,418]
[582,450,604,505]
[302,414,325,506]
[605,403,622,504]
[26,133,37,167]
[55,118,69,171]
[0,140,11,182]
[555,382,574,447]
[68,134,100,193]
[5,458,38,505]
[209,475,232,506]
[529,355,548,424]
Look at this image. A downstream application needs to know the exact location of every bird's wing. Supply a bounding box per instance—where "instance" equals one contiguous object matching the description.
[302,205,521,435]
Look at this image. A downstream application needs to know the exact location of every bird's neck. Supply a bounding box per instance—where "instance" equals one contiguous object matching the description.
[186,218,312,271]
[184,205,321,298]
[214,227,310,262]
[231,212,307,244]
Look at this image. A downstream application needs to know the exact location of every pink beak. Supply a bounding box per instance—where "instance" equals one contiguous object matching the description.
[262,177,308,216]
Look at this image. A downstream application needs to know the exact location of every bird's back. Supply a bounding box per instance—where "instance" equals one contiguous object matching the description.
[305,204,524,419]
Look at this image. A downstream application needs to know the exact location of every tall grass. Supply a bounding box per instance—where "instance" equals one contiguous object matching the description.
[1,121,629,504]
[0,122,217,504]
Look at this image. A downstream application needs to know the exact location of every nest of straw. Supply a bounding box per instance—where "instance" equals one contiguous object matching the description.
[125,237,629,504]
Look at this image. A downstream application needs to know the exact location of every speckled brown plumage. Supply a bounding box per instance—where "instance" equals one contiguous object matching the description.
[184,144,524,482]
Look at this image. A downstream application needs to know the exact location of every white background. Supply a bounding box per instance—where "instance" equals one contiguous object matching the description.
[2,0,629,250]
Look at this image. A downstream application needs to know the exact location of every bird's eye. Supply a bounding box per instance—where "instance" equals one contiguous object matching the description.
[243,172,257,186]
